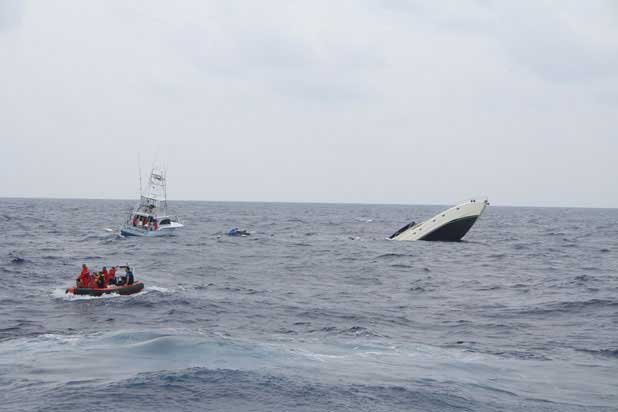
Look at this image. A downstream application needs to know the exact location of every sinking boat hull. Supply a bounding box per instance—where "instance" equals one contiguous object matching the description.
[66,282,144,296]
[418,215,479,241]
[390,199,488,242]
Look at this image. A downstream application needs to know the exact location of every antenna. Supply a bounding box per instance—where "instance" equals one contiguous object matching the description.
[138,153,143,196]
[164,168,168,214]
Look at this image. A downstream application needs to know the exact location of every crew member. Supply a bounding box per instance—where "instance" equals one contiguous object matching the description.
[118,266,134,286]
[88,271,97,288]
[125,266,134,286]
[77,264,90,288]
[95,272,105,288]
[106,266,117,286]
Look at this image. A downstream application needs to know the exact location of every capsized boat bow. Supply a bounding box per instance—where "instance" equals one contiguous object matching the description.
[390,198,489,242]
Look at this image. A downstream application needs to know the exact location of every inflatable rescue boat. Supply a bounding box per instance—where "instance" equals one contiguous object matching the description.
[66,282,144,296]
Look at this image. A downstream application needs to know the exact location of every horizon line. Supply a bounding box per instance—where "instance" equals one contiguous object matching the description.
[0,195,616,210]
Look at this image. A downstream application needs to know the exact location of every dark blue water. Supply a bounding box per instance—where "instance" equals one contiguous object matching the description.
[1,198,617,412]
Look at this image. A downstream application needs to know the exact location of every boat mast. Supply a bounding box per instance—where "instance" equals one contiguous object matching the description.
[163,168,168,214]
[138,153,143,197]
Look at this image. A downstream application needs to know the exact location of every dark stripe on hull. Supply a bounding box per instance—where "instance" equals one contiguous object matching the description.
[419,216,479,242]
[68,282,144,296]
[120,229,139,237]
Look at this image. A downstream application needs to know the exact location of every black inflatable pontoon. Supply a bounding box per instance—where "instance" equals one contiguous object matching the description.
[66,282,144,296]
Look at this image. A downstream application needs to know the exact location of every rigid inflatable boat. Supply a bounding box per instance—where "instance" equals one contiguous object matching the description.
[390,198,489,242]
[66,282,144,297]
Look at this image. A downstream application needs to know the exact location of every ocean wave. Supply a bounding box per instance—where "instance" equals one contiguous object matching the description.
[78,234,109,242]
[286,218,307,223]
[144,285,172,294]
[8,254,29,264]
[0,367,492,412]
[390,263,413,269]
[305,325,382,338]
[573,274,598,283]
[515,298,618,316]
[575,348,618,359]
[375,253,409,259]
[42,255,64,260]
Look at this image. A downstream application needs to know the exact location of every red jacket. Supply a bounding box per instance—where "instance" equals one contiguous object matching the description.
[79,267,90,287]
[105,268,116,286]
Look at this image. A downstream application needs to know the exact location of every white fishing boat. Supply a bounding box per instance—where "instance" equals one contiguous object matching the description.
[389,198,489,241]
[120,167,183,237]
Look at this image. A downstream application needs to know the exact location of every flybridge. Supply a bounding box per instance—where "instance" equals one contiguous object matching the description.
[389,199,489,242]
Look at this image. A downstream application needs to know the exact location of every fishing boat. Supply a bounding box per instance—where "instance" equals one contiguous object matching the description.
[121,167,184,237]
[389,198,489,241]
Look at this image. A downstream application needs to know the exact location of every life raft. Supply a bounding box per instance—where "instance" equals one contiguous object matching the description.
[66,282,144,296]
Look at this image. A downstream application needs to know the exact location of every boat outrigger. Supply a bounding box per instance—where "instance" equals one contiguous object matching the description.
[389,198,489,242]
[121,167,183,237]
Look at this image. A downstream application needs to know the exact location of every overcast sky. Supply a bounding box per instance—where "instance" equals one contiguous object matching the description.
[1,0,617,207]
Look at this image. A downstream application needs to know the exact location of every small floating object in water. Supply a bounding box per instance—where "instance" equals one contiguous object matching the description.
[227,228,251,237]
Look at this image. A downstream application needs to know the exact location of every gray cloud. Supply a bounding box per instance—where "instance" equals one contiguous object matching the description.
[1,0,617,207]
[0,0,22,32]
[379,1,618,84]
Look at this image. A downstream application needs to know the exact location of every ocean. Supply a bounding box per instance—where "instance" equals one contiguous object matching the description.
[1,198,617,411]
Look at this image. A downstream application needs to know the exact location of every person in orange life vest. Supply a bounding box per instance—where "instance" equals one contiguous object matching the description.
[153,219,158,231]
[106,266,117,286]
[95,272,105,288]
[132,215,138,226]
[101,266,109,287]
[77,264,90,288]
[86,271,96,288]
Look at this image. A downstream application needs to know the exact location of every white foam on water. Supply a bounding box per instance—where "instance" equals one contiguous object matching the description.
[50,287,122,301]
[145,285,170,293]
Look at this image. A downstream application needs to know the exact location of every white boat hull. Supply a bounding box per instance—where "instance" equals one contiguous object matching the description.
[390,199,489,241]
[121,222,184,237]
